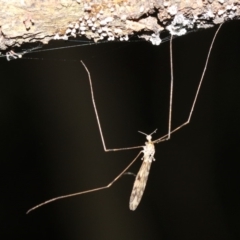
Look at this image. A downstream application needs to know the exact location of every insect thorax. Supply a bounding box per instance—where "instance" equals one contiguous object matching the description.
[141,141,155,162]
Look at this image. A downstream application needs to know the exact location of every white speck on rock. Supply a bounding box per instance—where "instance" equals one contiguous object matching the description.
[168,5,178,16]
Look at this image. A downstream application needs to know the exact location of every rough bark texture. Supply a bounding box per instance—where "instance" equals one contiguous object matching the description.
[0,0,239,51]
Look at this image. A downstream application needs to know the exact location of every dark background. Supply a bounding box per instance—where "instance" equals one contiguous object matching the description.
[1,21,240,240]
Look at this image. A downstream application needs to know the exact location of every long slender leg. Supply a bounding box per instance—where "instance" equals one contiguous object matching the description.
[162,34,174,142]
[153,24,223,144]
[81,61,144,152]
[26,151,142,214]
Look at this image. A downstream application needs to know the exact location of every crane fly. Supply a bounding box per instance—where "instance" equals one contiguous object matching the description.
[27,24,222,214]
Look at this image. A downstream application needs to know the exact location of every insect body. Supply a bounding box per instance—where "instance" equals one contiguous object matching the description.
[130,132,155,210]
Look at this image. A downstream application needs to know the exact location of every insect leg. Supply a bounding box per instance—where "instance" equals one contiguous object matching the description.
[27,151,142,214]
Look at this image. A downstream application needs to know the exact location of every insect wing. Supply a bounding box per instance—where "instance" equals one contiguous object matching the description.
[129,160,152,211]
